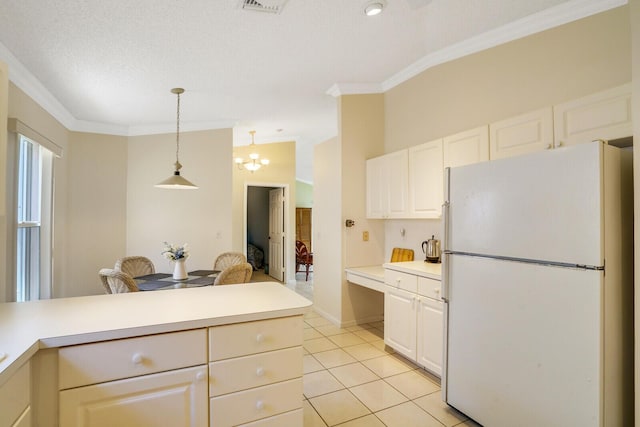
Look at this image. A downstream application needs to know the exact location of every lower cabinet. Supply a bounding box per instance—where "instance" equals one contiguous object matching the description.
[417,296,444,376]
[384,287,417,361]
[0,360,31,427]
[384,277,443,377]
[59,329,208,427]
[57,315,305,427]
[59,366,208,427]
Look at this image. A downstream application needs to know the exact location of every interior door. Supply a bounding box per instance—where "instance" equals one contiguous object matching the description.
[268,188,284,281]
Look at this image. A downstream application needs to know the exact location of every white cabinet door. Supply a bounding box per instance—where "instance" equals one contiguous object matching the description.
[366,150,409,218]
[384,286,417,361]
[409,139,443,218]
[417,297,443,376]
[366,155,388,218]
[443,125,489,169]
[489,107,554,160]
[59,365,208,427]
[386,150,409,218]
[554,83,632,147]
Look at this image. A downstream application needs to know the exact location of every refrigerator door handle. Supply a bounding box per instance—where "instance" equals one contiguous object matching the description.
[442,252,450,303]
[443,201,450,253]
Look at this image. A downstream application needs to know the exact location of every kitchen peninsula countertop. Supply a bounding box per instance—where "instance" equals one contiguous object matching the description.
[0,282,311,385]
[346,261,442,293]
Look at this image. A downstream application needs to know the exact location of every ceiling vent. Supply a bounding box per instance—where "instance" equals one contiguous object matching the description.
[240,0,288,14]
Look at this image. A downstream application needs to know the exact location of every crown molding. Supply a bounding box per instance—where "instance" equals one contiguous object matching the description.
[0,41,78,130]
[381,0,627,91]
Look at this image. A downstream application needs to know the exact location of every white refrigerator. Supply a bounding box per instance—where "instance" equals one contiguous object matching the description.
[442,141,633,426]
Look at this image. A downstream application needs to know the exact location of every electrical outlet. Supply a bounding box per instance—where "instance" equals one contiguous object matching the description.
[363,231,369,241]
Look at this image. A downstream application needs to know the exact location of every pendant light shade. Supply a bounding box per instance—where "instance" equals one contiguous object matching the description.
[155,88,198,189]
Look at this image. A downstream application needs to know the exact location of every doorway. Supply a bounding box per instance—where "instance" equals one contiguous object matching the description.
[245,184,287,282]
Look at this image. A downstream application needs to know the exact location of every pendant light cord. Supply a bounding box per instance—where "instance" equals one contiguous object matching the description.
[175,90,181,165]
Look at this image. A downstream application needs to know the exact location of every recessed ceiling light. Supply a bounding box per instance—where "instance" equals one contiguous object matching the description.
[364,0,385,16]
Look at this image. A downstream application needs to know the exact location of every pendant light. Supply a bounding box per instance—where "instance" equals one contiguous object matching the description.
[155,88,198,189]
[234,130,270,172]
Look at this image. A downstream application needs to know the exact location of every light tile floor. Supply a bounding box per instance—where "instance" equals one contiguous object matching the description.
[302,309,478,427]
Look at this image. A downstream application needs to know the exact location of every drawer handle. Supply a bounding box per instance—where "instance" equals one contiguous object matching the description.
[256,333,264,344]
[256,367,265,377]
[131,353,144,365]
[256,400,264,411]
[434,288,440,294]
[196,371,207,382]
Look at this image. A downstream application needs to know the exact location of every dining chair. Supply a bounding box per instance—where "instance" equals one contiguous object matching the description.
[213,252,247,271]
[295,240,313,281]
[99,268,140,293]
[114,256,155,278]
[214,263,253,285]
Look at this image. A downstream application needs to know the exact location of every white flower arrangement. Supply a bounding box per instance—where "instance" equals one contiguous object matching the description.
[162,242,189,261]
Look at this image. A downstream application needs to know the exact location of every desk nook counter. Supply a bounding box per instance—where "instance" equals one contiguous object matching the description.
[0,282,312,427]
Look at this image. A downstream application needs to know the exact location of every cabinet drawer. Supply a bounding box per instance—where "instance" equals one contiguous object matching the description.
[209,316,303,361]
[417,276,442,300]
[0,360,30,427]
[210,378,302,426]
[59,329,206,390]
[210,346,302,396]
[239,409,302,426]
[384,269,418,293]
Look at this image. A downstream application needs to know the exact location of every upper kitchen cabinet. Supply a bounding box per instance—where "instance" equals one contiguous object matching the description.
[489,107,554,160]
[409,139,444,218]
[554,83,632,147]
[443,125,489,169]
[366,150,409,219]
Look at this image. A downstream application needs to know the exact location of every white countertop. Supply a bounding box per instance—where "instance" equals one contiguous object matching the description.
[382,261,442,280]
[345,261,442,293]
[0,282,311,385]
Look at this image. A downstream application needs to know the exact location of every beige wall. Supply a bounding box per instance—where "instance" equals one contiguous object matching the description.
[65,132,127,296]
[313,137,343,322]
[385,6,631,153]
[339,94,386,324]
[127,129,233,275]
[313,95,386,326]
[232,140,296,282]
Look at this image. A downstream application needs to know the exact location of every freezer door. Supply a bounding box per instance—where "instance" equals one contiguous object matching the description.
[446,141,603,267]
[444,255,601,426]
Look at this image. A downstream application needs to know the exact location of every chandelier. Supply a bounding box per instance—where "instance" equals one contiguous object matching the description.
[235,130,270,172]
[155,88,198,189]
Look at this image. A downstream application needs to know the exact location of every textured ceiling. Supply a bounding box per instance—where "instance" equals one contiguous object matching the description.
[0,0,624,182]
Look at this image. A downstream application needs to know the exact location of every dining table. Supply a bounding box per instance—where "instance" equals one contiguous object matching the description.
[134,270,220,291]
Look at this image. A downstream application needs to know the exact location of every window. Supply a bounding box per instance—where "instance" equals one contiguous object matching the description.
[16,135,53,301]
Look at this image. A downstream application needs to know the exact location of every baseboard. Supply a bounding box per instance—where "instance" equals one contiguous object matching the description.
[309,305,384,328]
[339,314,384,328]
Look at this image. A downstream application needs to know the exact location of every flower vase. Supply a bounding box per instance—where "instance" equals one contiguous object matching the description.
[173,259,187,280]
